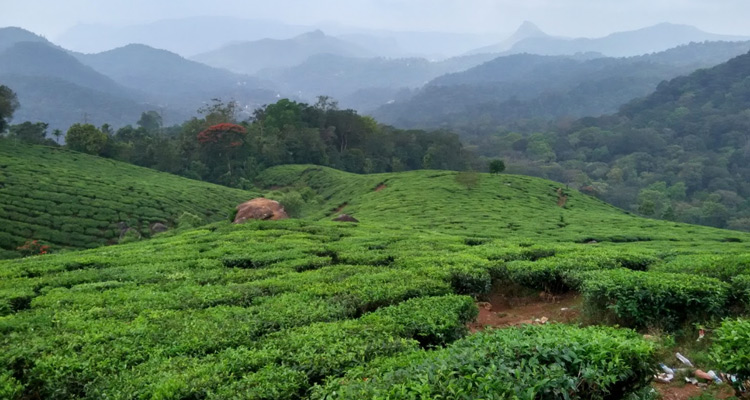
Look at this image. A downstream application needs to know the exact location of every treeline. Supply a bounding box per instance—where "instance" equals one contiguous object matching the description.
[1,94,475,188]
[469,51,750,231]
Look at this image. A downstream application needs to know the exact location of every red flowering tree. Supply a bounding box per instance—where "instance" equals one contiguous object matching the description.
[17,240,50,257]
[197,123,249,180]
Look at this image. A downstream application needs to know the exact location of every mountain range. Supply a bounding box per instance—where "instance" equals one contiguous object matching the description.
[470,22,750,57]
[372,41,750,131]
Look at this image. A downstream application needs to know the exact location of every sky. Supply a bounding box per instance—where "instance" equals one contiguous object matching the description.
[2,0,750,39]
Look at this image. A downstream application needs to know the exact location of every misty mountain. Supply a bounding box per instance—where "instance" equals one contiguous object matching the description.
[0,36,160,131]
[468,21,550,55]
[56,17,310,56]
[3,74,152,131]
[0,41,134,96]
[75,44,278,115]
[0,26,52,52]
[192,30,374,74]
[258,52,498,111]
[505,23,750,57]
[372,40,750,131]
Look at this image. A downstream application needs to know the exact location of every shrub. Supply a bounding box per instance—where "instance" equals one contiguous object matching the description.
[312,324,656,400]
[710,318,750,383]
[581,269,731,330]
[177,212,204,230]
[732,275,750,312]
[16,240,50,257]
[488,159,506,174]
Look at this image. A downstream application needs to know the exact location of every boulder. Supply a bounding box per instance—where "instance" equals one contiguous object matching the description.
[333,214,359,223]
[234,198,289,223]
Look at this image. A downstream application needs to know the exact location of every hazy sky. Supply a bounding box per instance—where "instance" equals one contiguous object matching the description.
[3,0,750,39]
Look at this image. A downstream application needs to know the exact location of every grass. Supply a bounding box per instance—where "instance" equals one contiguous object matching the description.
[0,142,257,258]
[1,161,749,398]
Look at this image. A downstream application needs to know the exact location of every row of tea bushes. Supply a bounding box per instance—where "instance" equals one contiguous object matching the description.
[580,269,731,331]
[35,296,476,400]
[312,324,656,400]
[0,142,255,257]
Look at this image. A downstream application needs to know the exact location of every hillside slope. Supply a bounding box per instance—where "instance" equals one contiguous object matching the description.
[374,41,750,130]
[75,44,277,115]
[1,164,748,399]
[192,30,373,74]
[0,142,257,258]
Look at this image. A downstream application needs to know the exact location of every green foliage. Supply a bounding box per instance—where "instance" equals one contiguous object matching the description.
[65,123,108,155]
[454,170,480,190]
[0,84,19,132]
[8,121,52,145]
[177,212,204,230]
[710,318,750,381]
[581,269,731,330]
[488,158,506,174]
[0,142,255,258]
[313,324,656,400]
[1,162,750,398]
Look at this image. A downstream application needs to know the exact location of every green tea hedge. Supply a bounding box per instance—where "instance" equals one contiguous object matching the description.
[312,324,656,400]
[711,318,750,382]
[581,269,731,330]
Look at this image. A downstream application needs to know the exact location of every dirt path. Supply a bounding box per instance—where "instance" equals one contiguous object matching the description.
[468,290,580,332]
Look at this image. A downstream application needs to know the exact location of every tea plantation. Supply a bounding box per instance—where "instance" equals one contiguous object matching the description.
[0,142,257,258]
[1,163,750,399]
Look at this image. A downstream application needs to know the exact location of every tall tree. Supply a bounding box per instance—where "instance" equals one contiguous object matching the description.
[0,85,20,133]
[66,123,108,155]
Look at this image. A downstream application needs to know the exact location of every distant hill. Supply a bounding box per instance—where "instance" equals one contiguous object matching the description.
[372,41,750,130]
[0,141,256,259]
[1,74,153,131]
[75,44,278,116]
[0,39,157,131]
[258,52,498,111]
[0,41,131,95]
[192,30,374,74]
[0,26,51,52]
[56,17,310,56]
[506,23,750,57]
[467,21,551,55]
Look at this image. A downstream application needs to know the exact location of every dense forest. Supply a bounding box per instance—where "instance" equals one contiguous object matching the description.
[470,50,750,231]
[0,91,474,189]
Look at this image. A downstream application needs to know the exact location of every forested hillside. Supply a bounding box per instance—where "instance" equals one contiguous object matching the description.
[474,50,750,231]
[62,98,474,188]
[374,41,750,132]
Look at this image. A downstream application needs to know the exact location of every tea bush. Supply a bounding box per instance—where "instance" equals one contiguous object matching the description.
[312,324,656,400]
[581,269,731,330]
[710,318,750,381]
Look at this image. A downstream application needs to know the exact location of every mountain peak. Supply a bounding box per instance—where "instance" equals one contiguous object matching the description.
[516,21,545,36]
[297,30,327,40]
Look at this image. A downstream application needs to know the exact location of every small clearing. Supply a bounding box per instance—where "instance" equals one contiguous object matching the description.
[468,289,580,332]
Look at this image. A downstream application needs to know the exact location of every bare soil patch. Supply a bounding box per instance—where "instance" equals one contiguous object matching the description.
[468,287,581,332]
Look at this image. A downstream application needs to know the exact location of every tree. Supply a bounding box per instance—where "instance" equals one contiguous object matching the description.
[52,129,63,144]
[488,159,506,174]
[66,123,108,155]
[0,85,20,133]
[137,111,163,133]
[9,122,49,145]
